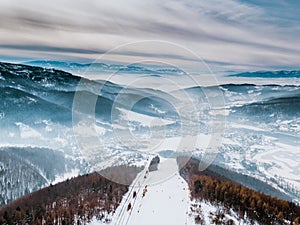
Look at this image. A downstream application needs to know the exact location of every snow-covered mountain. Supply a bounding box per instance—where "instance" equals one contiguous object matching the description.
[89,158,295,225]
[110,160,252,225]
[0,61,181,202]
[180,84,300,202]
[1,61,300,208]
[1,157,299,225]
[24,60,187,78]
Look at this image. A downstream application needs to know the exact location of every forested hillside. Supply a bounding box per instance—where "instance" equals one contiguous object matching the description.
[0,147,85,206]
[0,166,142,225]
[178,157,300,224]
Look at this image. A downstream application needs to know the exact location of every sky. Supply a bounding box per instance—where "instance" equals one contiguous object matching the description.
[0,0,300,71]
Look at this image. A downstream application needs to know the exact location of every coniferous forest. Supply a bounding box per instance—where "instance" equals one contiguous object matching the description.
[0,166,142,225]
[178,157,300,225]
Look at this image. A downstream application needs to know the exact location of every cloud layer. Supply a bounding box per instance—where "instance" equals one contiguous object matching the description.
[0,0,300,70]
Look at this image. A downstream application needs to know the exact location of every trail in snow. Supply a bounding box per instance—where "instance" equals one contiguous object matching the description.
[89,158,255,225]
[110,158,190,225]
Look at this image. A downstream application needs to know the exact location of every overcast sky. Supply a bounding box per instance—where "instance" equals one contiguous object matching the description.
[0,0,300,71]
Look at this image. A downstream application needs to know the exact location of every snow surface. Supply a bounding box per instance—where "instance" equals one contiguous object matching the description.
[187,200,258,225]
[117,107,175,127]
[52,168,80,184]
[89,158,255,225]
[110,159,189,225]
[88,159,189,225]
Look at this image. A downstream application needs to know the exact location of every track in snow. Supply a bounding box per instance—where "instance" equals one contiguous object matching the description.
[111,158,190,225]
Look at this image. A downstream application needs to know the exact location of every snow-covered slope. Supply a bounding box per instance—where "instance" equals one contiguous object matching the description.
[182,85,300,202]
[1,61,299,209]
[0,146,85,205]
[89,159,189,225]
[90,158,256,225]
[187,200,258,225]
[111,159,189,225]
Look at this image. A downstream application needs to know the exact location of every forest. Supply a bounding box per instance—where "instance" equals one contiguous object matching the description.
[0,165,142,225]
[178,157,300,224]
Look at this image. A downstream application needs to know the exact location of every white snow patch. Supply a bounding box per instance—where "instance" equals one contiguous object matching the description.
[117,107,175,127]
[15,122,42,139]
[230,123,265,131]
[52,169,80,184]
[187,200,258,225]
[110,159,190,225]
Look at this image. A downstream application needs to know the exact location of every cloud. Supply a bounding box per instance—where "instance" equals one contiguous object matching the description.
[0,0,299,70]
[0,44,105,54]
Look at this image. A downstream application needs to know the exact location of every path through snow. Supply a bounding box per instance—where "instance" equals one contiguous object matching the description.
[89,158,254,225]
[110,158,190,225]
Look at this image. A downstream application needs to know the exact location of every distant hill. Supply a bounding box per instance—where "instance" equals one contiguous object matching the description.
[229,70,300,78]
[24,60,187,76]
